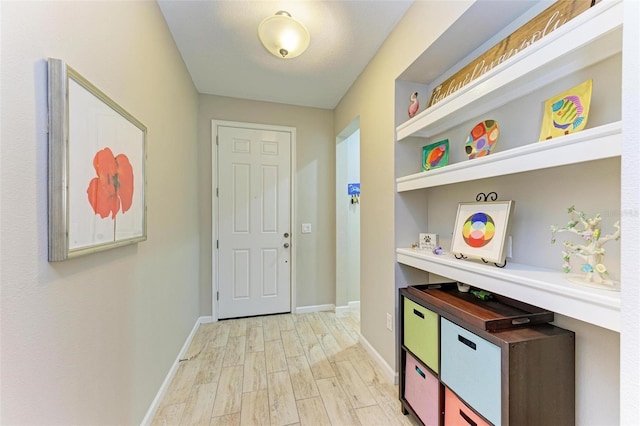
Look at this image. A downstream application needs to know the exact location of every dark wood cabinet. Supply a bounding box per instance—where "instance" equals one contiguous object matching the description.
[399,284,575,426]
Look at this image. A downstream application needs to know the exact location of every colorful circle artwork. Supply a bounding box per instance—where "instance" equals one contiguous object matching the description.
[462,212,495,248]
[465,120,499,159]
[422,139,449,172]
[425,144,447,169]
[552,96,585,131]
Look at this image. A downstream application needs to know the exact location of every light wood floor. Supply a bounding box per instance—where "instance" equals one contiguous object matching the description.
[152,310,418,426]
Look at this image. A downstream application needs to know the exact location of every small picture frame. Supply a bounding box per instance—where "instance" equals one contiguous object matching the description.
[419,233,439,251]
[48,58,147,261]
[451,201,515,264]
[422,139,449,171]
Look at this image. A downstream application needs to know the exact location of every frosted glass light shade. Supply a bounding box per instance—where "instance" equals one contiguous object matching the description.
[258,11,310,59]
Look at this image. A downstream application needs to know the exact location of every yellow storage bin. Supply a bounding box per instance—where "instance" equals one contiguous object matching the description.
[403,297,439,373]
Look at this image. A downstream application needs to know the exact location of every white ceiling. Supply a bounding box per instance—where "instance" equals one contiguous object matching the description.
[157,0,414,109]
[398,0,545,85]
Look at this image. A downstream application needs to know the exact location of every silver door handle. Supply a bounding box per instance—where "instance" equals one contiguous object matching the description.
[284,243,290,248]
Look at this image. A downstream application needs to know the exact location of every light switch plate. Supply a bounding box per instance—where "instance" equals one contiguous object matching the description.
[302,223,312,234]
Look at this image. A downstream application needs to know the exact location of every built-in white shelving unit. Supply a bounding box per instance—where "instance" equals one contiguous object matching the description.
[397,248,620,331]
[395,0,623,332]
[397,121,621,192]
[396,0,622,142]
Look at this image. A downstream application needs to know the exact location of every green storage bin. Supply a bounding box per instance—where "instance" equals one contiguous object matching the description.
[403,297,439,373]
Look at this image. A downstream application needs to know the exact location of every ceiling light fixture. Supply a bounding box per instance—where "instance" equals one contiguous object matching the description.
[258,11,310,59]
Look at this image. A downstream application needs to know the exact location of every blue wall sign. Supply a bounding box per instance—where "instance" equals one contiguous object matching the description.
[348,183,360,195]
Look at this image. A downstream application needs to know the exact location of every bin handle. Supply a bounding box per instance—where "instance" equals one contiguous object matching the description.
[458,334,477,350]
[459,409,477,426]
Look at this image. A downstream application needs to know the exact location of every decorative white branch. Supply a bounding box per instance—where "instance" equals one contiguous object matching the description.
[551,206,620,287]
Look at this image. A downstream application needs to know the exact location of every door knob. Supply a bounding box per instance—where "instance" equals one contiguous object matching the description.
[284,243,290,248]
[284,232,290,238]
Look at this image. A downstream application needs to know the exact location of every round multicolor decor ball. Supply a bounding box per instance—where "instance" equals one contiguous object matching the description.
[462,212,495,248]
[465,119,499,159]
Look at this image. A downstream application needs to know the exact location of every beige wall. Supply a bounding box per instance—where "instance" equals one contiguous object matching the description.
[334,1,474,370]
[0,1,199,424]
[197,95,335,313]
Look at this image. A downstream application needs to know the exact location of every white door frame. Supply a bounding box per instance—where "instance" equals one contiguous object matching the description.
[336,118,360,312]
[211,120,296,321]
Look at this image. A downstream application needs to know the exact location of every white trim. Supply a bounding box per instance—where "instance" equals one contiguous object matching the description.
[295,304,335,314]
[358,333,398,385]
[335,301,361,315]
[335,119,361,315]
[211,120,219,321]
[290,127,297,317]
[211,120,296,320]
[140,316,214,426]
[335,305,350,314]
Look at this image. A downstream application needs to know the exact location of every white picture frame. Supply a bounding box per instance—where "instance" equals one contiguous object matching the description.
[48,58,147,261]
[450,200,515,264]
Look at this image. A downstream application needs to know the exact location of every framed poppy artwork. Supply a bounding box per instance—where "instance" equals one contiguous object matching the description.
[539,79,592,141]
[450,200,515,264]
[422,139,449,171]
[48,58,147,261]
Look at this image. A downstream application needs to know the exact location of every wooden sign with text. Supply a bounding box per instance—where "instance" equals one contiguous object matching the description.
[428,0,595,108]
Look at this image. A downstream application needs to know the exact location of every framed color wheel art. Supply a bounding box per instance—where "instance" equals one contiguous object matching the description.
[450,200,515,264]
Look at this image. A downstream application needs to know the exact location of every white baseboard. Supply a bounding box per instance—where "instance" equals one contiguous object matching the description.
[140,316,214,425]
[295,304,335,314]
[358,334,399,385]
[199,316,216,324]
[335,301,360,315]
[335,305,350,314]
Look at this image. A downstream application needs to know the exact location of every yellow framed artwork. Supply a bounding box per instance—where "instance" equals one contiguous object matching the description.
[539,79,592,141]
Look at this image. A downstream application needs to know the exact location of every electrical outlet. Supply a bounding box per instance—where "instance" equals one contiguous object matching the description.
[386,313,393,331]
[507,235,513,258]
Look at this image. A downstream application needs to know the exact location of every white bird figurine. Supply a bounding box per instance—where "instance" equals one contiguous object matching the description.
[408,92,419,118]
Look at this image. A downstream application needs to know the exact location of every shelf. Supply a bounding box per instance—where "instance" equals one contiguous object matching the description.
[396,121,621,192]
[396,248,620,331]
[396,0,622,141]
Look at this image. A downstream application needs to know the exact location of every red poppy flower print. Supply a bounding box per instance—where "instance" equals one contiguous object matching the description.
[87,147,134,219]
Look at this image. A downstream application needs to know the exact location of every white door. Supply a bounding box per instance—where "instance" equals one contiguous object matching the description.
[216,124,291,319]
